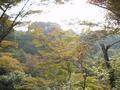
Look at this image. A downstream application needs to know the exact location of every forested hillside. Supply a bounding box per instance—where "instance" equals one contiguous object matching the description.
[0,0,120,90]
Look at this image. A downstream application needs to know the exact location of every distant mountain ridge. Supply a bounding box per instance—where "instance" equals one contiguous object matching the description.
[28,22,62,34]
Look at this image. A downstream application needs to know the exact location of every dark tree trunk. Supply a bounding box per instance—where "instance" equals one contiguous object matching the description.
[83,72,87,90]
[101,44,115,89]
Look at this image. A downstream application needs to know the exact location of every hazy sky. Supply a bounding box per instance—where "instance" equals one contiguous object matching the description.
[11,0,106,33]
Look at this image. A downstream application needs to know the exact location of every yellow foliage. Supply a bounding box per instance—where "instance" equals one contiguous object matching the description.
[72,73,84,82]
[17,77,51,90]
[1,40,18,48]
[22,77,46,85]
[0,52,13,57]
[0,55,24,72]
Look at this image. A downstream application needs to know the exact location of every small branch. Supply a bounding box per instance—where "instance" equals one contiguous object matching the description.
[100,39,120,51]
[0,3,11,20]
[108,39,120,48]
[11,0,30,26]
[0,0,30,43]
[0,6,5,12]
[16,2,32,23]
[90,3,120,15]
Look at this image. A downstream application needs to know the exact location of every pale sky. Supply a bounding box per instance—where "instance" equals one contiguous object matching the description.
[10,0,106,33]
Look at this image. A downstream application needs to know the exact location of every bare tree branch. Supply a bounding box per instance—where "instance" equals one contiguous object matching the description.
[107,39,120,49]
[0,3,11,20]
[0,6,5,12]
[0,0,30,43]
[90,3,120,15]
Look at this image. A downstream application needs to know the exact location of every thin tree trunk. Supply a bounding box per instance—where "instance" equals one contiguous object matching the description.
[101,44,115,89]
[83,73,87,90]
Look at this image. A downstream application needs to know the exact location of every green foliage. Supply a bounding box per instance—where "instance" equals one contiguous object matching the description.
[0,18,120,90]
[13,49,26,63]
[0,71,28,90]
